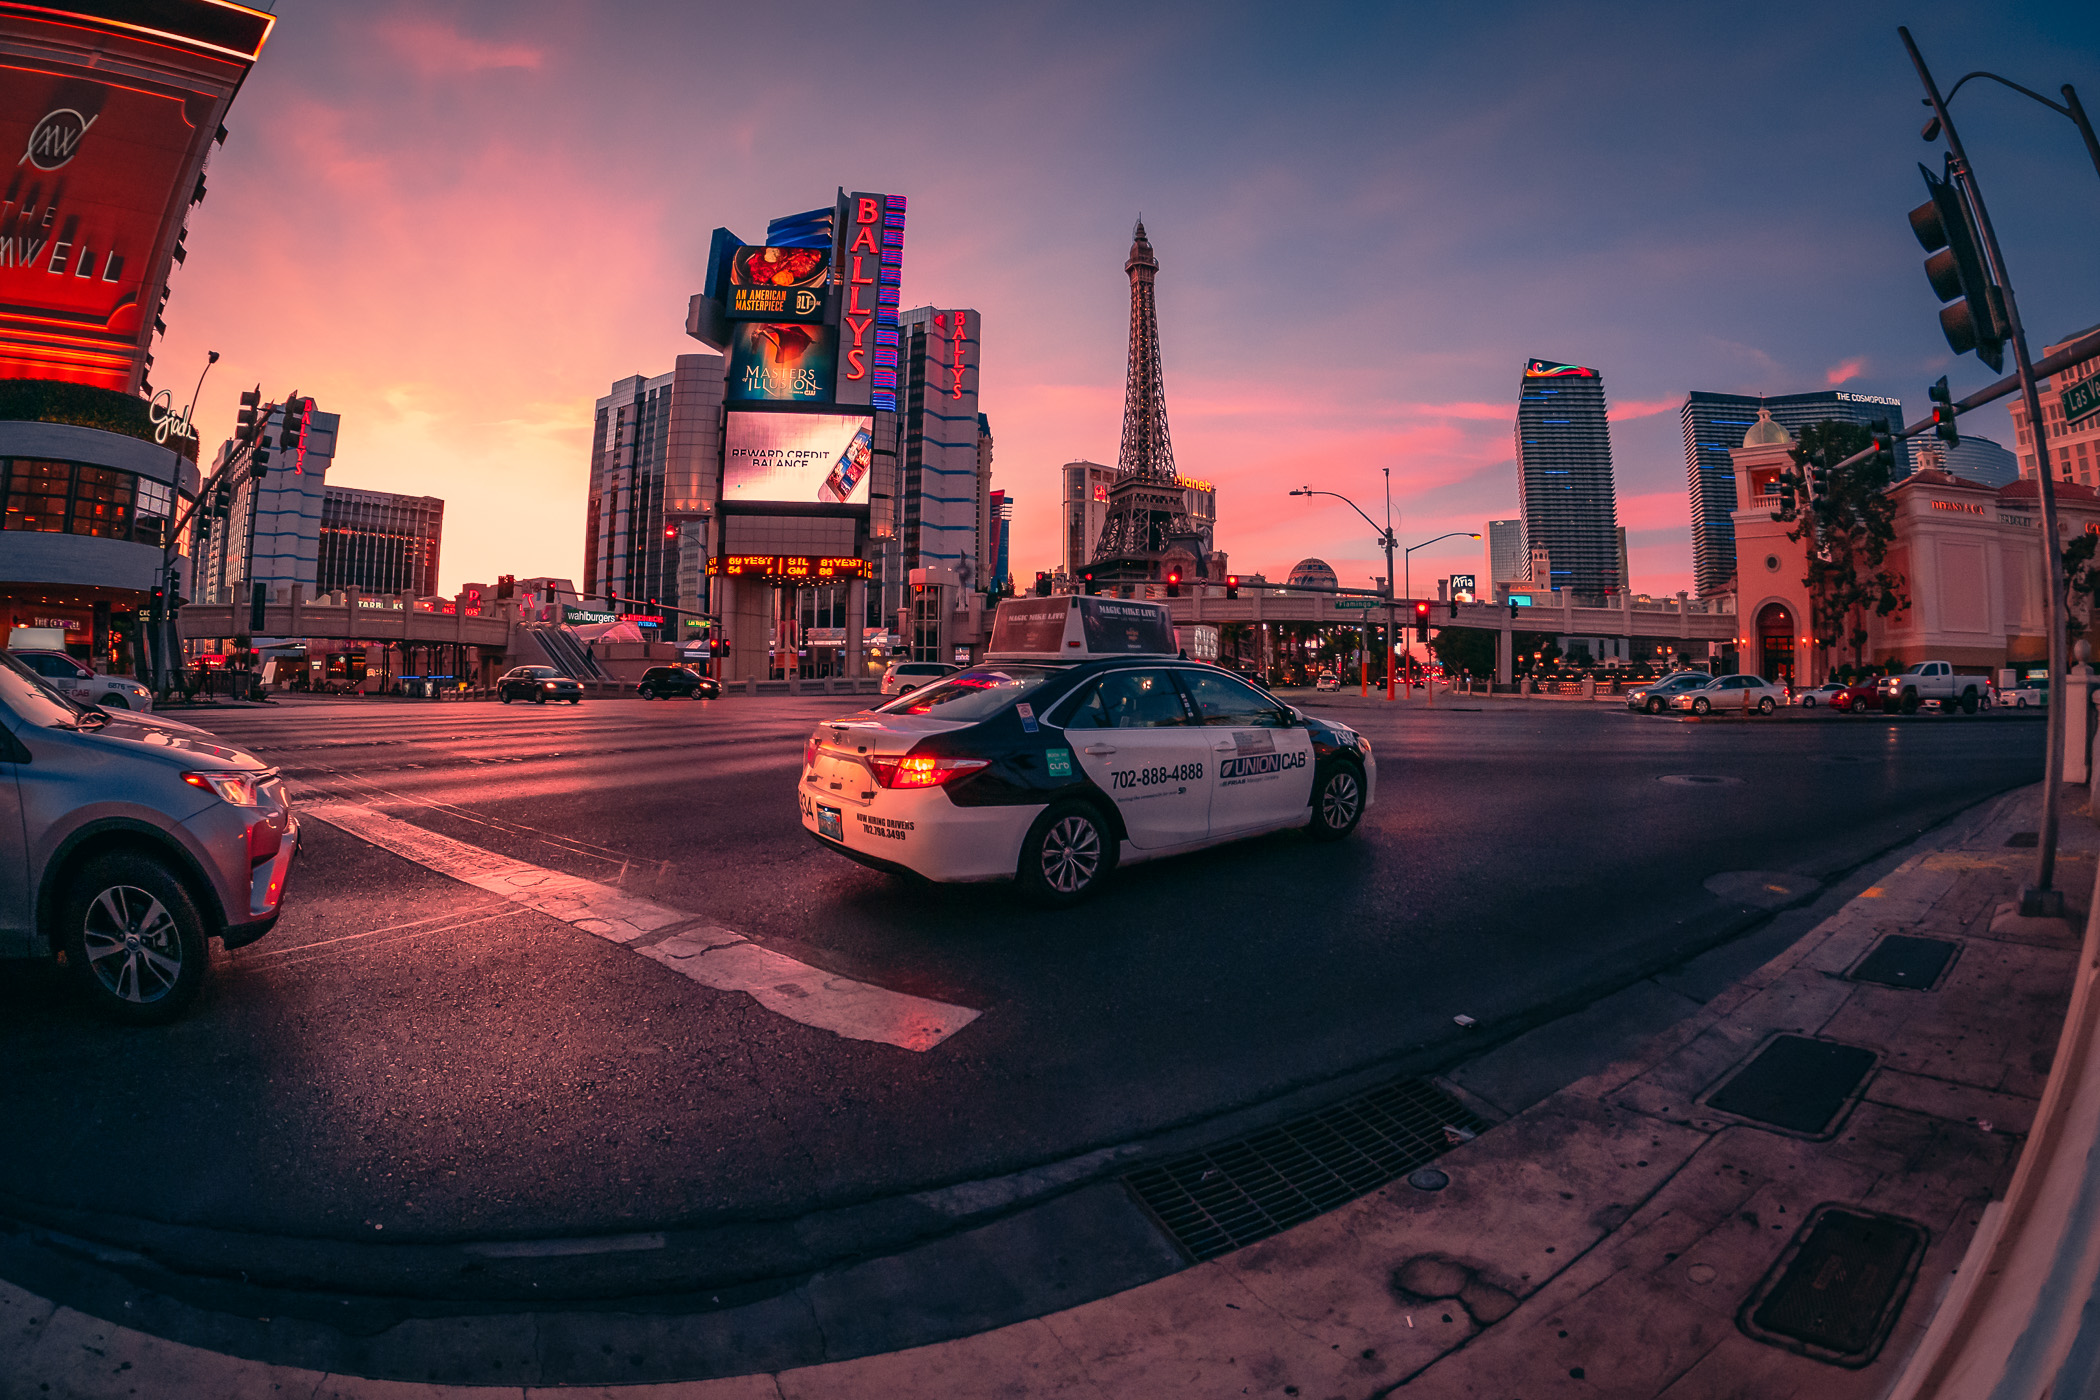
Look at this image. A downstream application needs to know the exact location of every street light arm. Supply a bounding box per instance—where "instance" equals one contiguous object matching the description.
[1289,487,1392,545]
[1939,69,2100,184]
[1405,531,1483,555]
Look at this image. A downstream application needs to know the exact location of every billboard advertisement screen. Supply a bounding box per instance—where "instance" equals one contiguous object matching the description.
[724,412,873,506]
[728,322,837,403]
[0,71,203,388]
[725,245,828,321]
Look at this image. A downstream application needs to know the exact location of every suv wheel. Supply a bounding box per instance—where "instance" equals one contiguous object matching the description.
[1309,761,1365,841]
[1018,801,1113,908]
[60,852,208,1025]
[638,684,657,700]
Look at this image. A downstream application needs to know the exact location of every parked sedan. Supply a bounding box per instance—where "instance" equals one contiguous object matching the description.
[636,665,721,700]
[497,666,583,704]
[1794,682,1849,708]
[1626,672,1713,714]
[9,648,156,711]
[1670,673,1789,715]
[879,661,958,696]
[1830,680,1885,714]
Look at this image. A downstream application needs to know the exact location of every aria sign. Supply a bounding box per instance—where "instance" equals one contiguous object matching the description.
[147,389,196,444]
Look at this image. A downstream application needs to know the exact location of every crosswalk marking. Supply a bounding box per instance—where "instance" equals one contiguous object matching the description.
[297,801,981,1052]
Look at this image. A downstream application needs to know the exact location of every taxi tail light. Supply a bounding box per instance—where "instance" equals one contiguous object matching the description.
[869,754,991,789]
[804,734,819,769]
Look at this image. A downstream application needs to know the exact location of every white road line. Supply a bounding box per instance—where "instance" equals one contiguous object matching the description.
[296,801,980,1053]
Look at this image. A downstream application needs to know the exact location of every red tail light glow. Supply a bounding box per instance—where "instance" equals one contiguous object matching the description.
[869,754,991,788]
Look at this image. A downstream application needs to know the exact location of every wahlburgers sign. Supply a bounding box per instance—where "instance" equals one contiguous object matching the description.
[563,607,615,625]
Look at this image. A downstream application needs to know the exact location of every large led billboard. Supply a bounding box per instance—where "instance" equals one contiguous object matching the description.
[724,245,828,322]
[727,322,837,403]
[0,1,272,392]
[724,411,873,507]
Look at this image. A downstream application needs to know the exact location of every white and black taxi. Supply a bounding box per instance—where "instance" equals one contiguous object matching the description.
[799,596,1375,905]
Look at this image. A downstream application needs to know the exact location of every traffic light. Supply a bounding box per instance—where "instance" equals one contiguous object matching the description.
[1165,569,1181,598]
[1869,425,1897,481]
[148,587,165,624]
[1448,596,1458,620]
[1929,375,1958,445]
[278,396,306,454]
[496,574,516,600]
[1908,159,2006,372]
[1509,598,1519,619]
[1774,471,1796,517]
[1082,571,1097,596]
[235,387,261,445]
[1034,571,1051,597]
[1225,575,1239,600]
[213,478,234,518]
[1413,600,1430,642]
[247,445,270,480]
[250,582,267,632]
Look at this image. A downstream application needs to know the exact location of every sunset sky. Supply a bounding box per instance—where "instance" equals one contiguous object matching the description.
[156,0,2099,598]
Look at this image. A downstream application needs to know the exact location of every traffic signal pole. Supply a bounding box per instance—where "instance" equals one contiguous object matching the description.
[1903,27,2069,913]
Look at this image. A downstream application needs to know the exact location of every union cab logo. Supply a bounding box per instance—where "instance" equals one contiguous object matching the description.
[19,109,96,171]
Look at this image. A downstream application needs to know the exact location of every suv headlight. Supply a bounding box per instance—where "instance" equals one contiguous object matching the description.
[183,770,261,806]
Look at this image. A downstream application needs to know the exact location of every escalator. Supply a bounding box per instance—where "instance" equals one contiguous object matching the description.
[518,623,608,681]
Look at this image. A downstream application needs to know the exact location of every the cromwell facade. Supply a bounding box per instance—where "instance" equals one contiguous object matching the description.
[1729,411,2089,685]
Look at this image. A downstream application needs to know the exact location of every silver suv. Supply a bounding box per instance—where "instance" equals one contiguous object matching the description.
[10,647,156,711]
[0,657,298,1023]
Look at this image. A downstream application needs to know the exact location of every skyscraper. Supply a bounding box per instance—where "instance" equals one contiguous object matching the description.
[1516,359,1620,595]
[1681,389,1912,595]
[1914,435,2019,489]
[317,487,443,598]
[2009,324,2100,487]
[583,354,723,613]
[1485,519,1525,585]
[197,399,340,605]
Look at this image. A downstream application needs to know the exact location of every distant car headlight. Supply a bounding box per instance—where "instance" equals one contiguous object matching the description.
[183,770,260,806]
[543,681,558,689]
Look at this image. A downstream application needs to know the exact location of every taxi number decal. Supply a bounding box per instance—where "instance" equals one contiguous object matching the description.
[1046,747,1073,778]
[1219,751,1306,779]
[1112,763,1202,789]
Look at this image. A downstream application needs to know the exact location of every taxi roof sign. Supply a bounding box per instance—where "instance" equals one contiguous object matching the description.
[988,595,1177,660]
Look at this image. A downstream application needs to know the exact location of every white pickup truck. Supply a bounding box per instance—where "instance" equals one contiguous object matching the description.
[1878,660,1988,715]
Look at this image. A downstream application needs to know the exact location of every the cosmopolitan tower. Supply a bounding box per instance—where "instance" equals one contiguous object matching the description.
[1091,221,1206,582]
[1516,359,1621,595]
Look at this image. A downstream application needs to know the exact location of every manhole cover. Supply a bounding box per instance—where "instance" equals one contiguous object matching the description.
[2006,831,2040,848]
[1660,774,1743,787]
[1123,1078,1483,1262]
[1705,1035,1877,1136]
[1850,935,1958,990]
[1739,1205,1928,1366]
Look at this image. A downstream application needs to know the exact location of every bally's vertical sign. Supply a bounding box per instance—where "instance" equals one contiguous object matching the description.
[833,192,905,408]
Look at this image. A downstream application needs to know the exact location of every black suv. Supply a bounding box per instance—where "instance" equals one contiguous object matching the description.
[637,666,721,700]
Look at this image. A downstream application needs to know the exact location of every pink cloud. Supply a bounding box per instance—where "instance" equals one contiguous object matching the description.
[1609,397,1681,421]
[378,18,544,77]
[1825,356,1868,386]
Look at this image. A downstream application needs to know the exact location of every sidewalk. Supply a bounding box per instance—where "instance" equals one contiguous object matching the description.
[2,787,2089,1398]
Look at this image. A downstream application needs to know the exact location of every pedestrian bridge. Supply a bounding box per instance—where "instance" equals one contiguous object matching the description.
[176,587,515,649]
[1160,589,1739,681]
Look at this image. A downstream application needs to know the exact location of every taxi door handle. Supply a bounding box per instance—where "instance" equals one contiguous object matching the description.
[1212,740,1238,752]
[1082,744,1117,755]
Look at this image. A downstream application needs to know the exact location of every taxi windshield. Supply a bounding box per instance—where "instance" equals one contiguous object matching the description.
[876,666,1062,721]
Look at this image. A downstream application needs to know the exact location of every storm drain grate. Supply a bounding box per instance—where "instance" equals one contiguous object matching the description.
[1850,935,1959,990]
[1122,1078,1484,1261]
[1739,1204,1928,1366]
[2006,830,2040,848]
[1705,1035,1877,1137]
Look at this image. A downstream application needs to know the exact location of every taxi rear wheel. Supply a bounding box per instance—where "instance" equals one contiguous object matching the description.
[1019,801,1113,908]
[1309,762,1365,842]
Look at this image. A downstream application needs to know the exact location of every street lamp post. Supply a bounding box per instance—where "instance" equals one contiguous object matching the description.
[1400,531,1483,687]
[152,350,218,695]
[1290,472,1399,699]
[1901,28,2075,915]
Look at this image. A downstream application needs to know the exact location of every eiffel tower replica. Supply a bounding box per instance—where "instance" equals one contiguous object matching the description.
[1088,220,1210,585]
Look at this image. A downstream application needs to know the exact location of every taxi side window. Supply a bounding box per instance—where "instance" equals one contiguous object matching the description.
[1178,670,1284,727]
[1060,669,1188,729]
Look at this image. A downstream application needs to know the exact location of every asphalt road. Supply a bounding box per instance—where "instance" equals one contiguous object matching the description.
[0,694,2044,1265]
